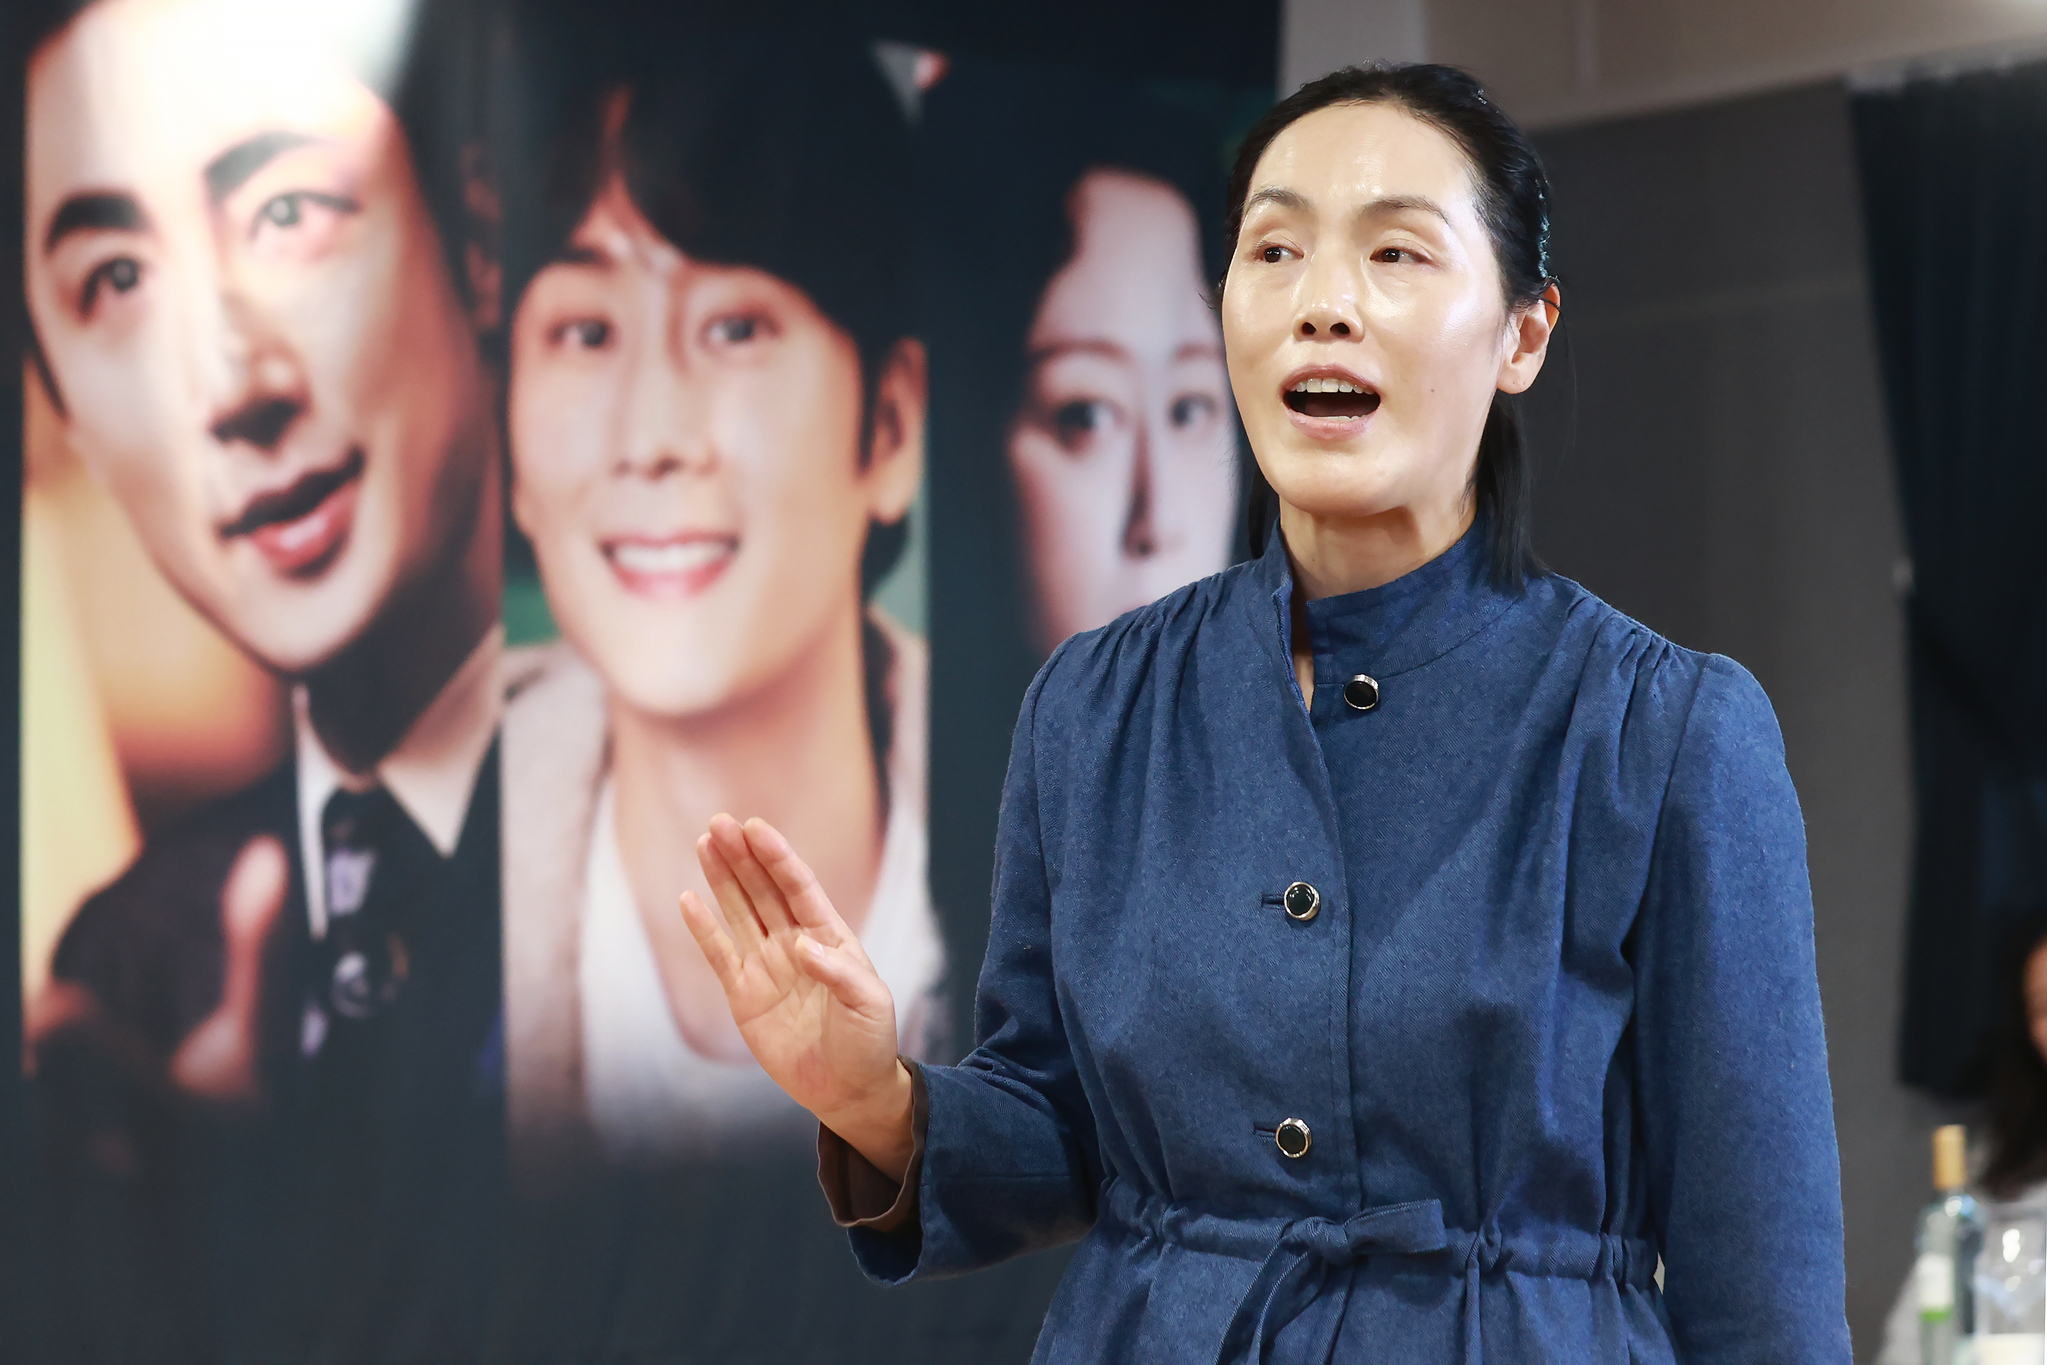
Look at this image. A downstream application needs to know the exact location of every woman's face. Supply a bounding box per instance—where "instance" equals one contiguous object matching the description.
[1221,101,1546,533]
[2025,942,2047,1066]
[509,175,922,717]
[1008,169,1236,658]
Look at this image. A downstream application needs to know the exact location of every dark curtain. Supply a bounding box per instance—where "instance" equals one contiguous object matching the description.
[1853,62,2047,1096]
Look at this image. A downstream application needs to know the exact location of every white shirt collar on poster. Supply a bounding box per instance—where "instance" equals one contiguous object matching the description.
[292,624,506,940]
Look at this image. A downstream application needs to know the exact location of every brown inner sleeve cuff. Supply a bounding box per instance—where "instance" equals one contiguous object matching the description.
[817,1058,928,1233]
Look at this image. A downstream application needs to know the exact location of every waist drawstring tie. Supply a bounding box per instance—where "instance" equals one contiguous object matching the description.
[1100,1178,1657,1365]
[1207,1199,1450,1365]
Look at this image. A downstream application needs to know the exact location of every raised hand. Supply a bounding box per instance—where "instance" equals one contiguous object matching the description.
[170,834,290,1104]
[678,813,916,1180]
[28,833,290,1109]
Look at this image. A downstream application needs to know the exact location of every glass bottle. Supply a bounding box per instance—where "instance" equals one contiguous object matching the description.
[1970,1206,2046,1365]
[1918,1123,1985,1365]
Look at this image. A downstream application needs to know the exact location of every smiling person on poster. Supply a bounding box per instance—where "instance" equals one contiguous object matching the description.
[678,64,1851,1363]
[495,37,944,1176]
[23,0,507,1357]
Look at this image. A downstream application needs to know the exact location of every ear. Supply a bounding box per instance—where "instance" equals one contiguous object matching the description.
[863,337,927,524]
[508,444,538,542]
[1496,282,1560,397]
[461,142,503,335]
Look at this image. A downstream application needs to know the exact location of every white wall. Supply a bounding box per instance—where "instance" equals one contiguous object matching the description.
[1282,0,2047,126]
[1279,0,1427,93]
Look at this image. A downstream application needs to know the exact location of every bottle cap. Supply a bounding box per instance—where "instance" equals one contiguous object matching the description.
[1933,1124,1968,1193]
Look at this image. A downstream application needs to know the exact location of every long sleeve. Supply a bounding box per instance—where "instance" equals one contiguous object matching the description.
[1634,656,1852,1361]
[845,658,1101,1284]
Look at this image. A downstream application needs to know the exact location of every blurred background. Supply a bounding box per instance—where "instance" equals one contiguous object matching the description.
[13,0,2047,1359]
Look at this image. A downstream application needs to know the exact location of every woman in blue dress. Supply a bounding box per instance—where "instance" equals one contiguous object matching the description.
[676,63,1852,1363]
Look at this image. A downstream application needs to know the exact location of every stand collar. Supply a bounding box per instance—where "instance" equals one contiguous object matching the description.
[1252,517,1520,685]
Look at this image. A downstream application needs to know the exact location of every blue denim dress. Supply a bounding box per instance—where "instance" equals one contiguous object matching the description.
[855,524,1850,1363]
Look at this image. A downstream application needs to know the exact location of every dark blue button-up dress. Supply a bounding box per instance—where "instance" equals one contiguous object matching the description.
[856,524,1850,1363]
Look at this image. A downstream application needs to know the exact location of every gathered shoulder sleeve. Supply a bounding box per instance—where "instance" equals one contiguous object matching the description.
[1633,654,1851,1362]
[841,648,1101,1284]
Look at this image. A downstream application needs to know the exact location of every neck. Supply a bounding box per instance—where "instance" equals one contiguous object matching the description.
[305,467,504,775]
[608,603,887,1060]
[1278,494,1474,602]
[609,603,886,940]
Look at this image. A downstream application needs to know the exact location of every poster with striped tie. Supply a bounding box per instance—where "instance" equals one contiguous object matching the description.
[14,0,1264,1358]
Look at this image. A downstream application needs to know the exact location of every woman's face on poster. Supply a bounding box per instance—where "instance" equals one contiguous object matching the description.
[1008,169,1237,658]
[509,175,922,718]
[23,0,496,676]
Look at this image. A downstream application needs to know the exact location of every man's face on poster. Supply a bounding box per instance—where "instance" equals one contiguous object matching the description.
[508,175,921,720]
[25,0,496,676]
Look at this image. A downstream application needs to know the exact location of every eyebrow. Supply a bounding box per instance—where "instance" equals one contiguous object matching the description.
[44,190,149,253]
[1243,187,1453,227]
[1366,193,1452,226]
[1243,186,1310,216]
[1027,338,1131,365]
[1027,337,1224,365]
[554,241,615,268]
[203,130,320,205]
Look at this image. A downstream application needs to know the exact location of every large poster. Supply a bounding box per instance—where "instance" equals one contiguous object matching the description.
[17,1,1266,1359]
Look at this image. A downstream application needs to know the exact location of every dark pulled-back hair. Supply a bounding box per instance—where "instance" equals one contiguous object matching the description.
[1225,63,1556,585]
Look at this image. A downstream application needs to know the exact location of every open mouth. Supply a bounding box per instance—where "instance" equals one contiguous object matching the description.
[603,535,738,598]
[220,448,365,578]
[1284,377,1382,420]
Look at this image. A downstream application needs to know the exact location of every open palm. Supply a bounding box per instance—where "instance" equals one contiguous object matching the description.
[679,814,905,1136]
